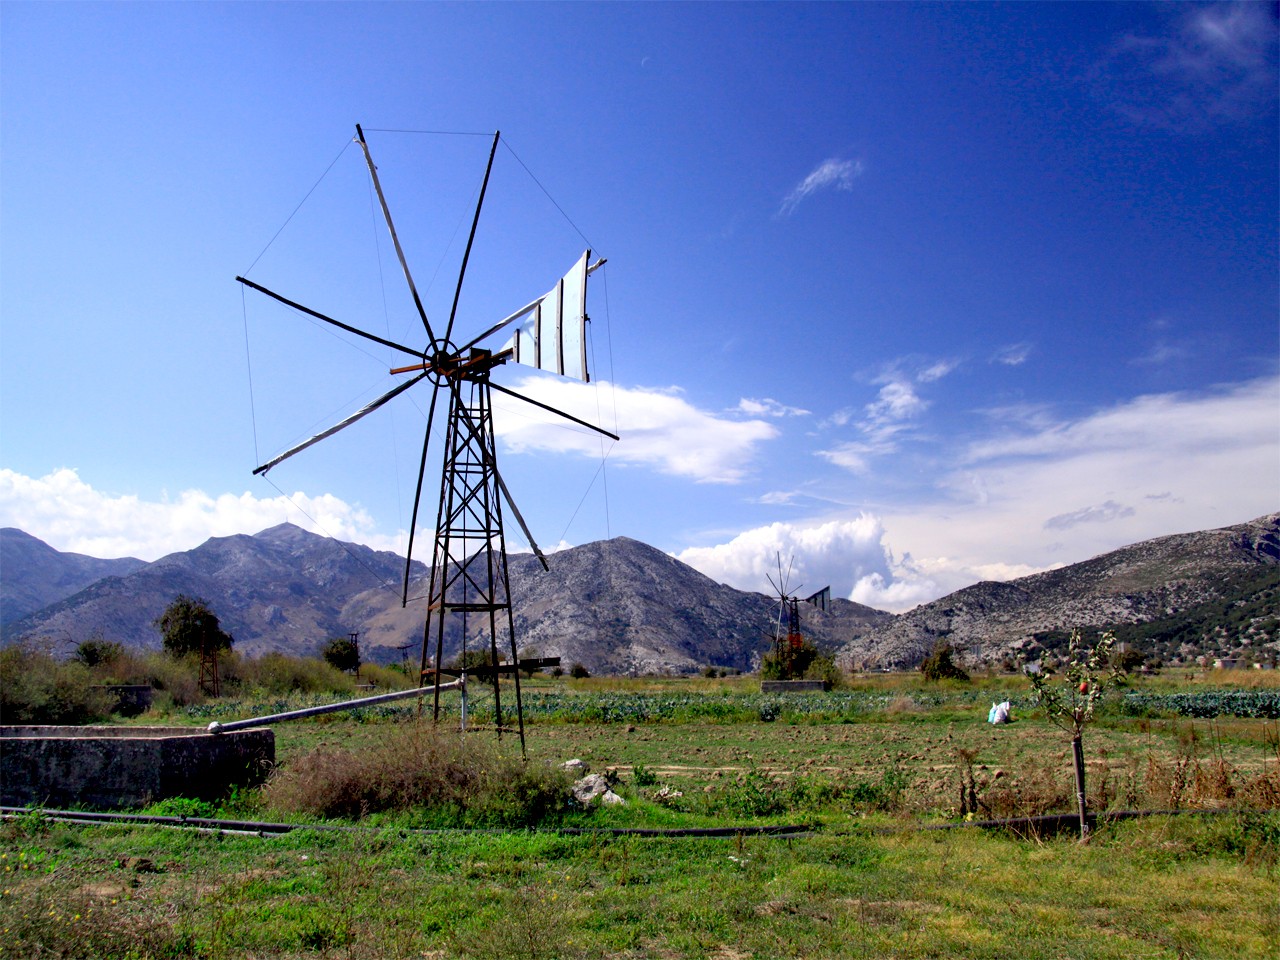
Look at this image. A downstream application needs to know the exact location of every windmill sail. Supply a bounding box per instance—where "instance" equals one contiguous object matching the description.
[500,251,592,381]
[805,586,831,612]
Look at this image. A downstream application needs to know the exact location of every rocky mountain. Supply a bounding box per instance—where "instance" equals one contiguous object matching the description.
[0,528,146,629]
[3,524,422,658]
[2,525,889,675]
[842,513,1280,670]
[7,514,1276,675]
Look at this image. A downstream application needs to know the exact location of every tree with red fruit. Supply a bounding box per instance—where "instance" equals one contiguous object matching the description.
[1028,629,1123,841]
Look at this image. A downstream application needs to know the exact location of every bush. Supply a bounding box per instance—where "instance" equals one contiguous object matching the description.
[321,635,360,674]
[73,637,125,668]
[234,651,355,696]
[0,642,113,724]
[920,640,970,682]
[263,723,572,826]
[569,663,590,679]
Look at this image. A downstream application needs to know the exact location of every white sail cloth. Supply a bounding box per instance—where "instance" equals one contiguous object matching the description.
[500,251,591,381]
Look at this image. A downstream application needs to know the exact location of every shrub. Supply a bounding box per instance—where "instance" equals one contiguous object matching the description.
[235,651,355,696]
[263,722,572,826]
[72,637,125,668]
[321,635,360,673]
[920,640,970,682]
[569,663,590,679]
[0,642,114,724]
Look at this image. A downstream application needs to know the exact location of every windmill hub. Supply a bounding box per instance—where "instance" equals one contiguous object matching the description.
[425,340,463,384]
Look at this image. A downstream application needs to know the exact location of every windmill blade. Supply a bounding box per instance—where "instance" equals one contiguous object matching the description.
[354,124,437,344]
[443,131,500,348]
[488,381,620,441]
[401,381,442,606]
[451,394,550,571]
[236,276,424,360]
[463,255,606,355]
[253,371,430,475]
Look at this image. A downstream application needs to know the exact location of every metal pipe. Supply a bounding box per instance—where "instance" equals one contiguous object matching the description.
[206,679,464,734]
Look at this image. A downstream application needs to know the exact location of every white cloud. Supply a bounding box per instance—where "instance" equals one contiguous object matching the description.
[818,360,958,471]
[815,441,875,476]
[676,515,891,601]
[866,377,927,426]
[1131,339,1193,367]
[1096,1,1279,130]
[493,377,778,484]
[735,397,810,418]
[0,467,394,561]
[991,343,1032,366]
[852,375,1280,609]
[796,374,1280,612]
[917,359,958,383]
[779,158,863,216]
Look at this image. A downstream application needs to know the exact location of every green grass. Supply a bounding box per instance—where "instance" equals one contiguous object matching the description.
[4,670,1279,957]
[1,813,1276,958]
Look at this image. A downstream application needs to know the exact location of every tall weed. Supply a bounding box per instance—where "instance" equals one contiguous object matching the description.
[263,722,571,826]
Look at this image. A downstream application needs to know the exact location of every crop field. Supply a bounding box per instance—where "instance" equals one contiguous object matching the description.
[3,671,1278,958]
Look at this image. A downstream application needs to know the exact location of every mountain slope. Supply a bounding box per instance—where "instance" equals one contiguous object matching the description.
[3,527,889,674]
[0,528,146,628]
[4,524,420,656]
[843,513,1280,669]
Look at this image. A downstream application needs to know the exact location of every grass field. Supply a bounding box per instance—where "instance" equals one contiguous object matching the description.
[3,670,1278,958]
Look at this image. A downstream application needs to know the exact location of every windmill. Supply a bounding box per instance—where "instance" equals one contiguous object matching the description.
[237,126,617,753]
[765,553,830,680]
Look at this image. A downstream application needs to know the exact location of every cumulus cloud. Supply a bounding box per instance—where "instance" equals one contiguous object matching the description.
[493,377,777,484]
[676,515,891,601]
[779,158,863,216]
[1095,1,1279,130]
[0,467,393,561]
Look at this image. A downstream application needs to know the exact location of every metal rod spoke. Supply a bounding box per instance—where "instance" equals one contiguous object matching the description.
[355,124,437,344]
[443,132,500,347]
[236,276,423,359]
[489,381,619,441]
[254,372,429,474]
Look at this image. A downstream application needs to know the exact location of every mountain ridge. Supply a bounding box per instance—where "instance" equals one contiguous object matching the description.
[4,514,1277,673]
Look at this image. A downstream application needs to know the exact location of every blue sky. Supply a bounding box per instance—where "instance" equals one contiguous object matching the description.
[2,2,1276,612]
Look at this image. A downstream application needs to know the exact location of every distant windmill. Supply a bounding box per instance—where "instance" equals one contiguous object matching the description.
[765,553,830,680]
[237,126,617,753]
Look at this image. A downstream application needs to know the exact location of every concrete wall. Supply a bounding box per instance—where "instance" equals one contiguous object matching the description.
[1,726,274,810]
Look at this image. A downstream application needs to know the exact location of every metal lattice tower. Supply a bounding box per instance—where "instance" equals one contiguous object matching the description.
[422,370,524,750]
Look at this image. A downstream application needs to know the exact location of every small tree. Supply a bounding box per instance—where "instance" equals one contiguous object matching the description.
[1027,628,1123,841]
[449,649,498,672]
[154,595,233,658]
[919,639,970,682]
[154,595,232,695]
[322,635,361,674]
[569,662,590,679]
[73,636,125,669]
[761,637,825,681]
